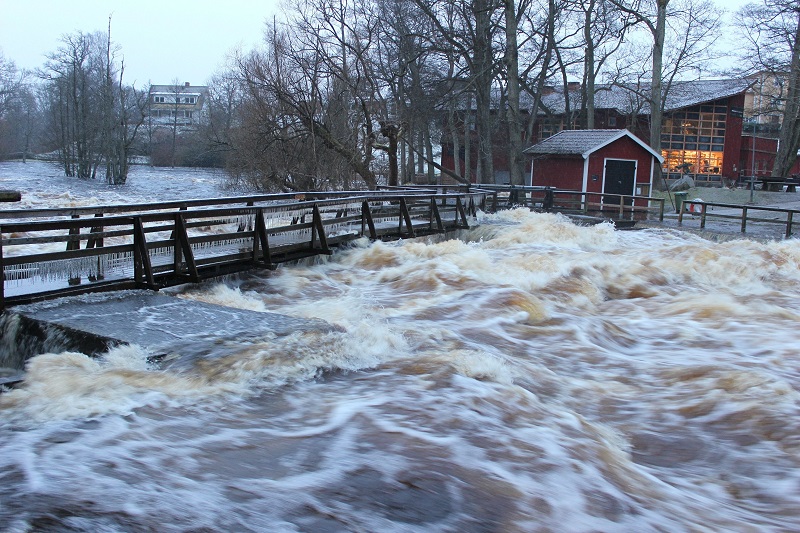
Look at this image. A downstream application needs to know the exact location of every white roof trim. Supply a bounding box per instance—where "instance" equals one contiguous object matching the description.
[582,129,665,163]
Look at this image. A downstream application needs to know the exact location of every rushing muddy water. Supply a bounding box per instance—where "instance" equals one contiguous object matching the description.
[1,162,800,531]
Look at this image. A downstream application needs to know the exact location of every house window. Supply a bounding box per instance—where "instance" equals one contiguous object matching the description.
[154,96,165,103]
[183,111,193,118]
[608,116,617,127]
[539,118,563,140]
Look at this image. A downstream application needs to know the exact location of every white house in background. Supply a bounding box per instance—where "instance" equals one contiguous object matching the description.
[148,82,210,129]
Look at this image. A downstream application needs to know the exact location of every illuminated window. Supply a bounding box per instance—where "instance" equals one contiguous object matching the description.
[661,101,727,176]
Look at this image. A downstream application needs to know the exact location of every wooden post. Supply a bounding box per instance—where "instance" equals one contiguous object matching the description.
[0,230,4,311]
[659,198,665,222]
[786,211,793,238]
[87,213,105,281]
[741,207,748,233]
[173,213,199,282]
[430,198,443,233]
[700,204,707,229]
[361,200,377,239]
[311,205,330,251]
[455,197,469,228]
[253,209,273,267]
[399,198,415,237]
[133,218,156,289]
[67,214,81,251]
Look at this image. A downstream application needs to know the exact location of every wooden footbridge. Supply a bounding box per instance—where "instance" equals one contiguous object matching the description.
[0,188,492,308]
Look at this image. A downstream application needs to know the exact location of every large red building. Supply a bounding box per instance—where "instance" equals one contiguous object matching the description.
[440,78,754,187]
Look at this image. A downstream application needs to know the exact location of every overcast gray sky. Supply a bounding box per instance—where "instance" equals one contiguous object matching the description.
[0,0,281,86]
[0,0,752,88]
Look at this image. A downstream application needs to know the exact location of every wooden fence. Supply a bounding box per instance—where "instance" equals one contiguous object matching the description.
[472,185,666,221]
[679,200,800,238]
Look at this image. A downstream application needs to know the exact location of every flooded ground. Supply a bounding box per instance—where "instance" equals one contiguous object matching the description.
[1,161,799,531]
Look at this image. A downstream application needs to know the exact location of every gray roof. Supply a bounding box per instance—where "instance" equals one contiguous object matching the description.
[536,78,754,116]
[523,129,664,162]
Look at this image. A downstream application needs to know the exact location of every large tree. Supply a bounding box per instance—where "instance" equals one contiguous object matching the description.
[40,26,145,184]
[609,0,721,186]
[737,0,800,179]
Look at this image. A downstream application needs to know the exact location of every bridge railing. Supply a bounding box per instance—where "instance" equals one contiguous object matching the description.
[0,190,486,307]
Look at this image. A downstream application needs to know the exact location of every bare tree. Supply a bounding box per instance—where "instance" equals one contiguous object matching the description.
[40,28,145,182]
[736,0,800,178]
[609,0,721,184]
[0,53,26,122]
[572,0,634,128]
[229,0,393,191]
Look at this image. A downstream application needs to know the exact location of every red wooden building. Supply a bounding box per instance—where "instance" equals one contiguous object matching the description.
[524,129,663,204]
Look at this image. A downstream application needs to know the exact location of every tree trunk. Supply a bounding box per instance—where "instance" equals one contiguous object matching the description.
[584,0,596,129]
[474,0,494,184]
[650,0,668,185]
[772,11,800,178]
[504,0,524,186]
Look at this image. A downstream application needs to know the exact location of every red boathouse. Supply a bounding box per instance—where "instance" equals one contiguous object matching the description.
[524,129,664,204]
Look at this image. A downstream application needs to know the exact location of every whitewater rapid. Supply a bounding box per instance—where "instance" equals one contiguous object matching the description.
[1,162,800,531]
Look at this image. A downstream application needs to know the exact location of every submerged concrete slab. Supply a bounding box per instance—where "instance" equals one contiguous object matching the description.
[2,290,338,374]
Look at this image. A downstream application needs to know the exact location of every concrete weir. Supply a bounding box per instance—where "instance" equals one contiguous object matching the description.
[0,290,338,387]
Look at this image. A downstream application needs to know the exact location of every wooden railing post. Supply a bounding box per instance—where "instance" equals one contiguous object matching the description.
[430,198,443,232]
[311,204,330,252]
[741,207,748,233]
[361,200,377,239]
[253,209,273,267]
[398,198,415,237]
[455,197,469,228]
[133,217,156,289]
[659,198,665,222]
[66,214,80,251]
[787,211,794,238]
[0,230,4,311]
[173,213,199,282]
[700,203,707,229]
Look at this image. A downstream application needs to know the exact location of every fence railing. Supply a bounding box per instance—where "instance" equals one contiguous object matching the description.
[679,200,800,238]
[473,185,665,221]
[0,190,486,307]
